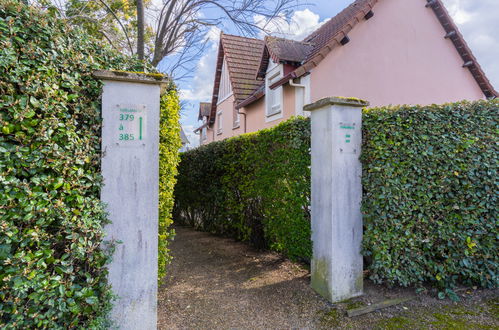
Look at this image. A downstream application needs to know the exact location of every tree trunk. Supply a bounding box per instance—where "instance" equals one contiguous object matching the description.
[136,0,145,60]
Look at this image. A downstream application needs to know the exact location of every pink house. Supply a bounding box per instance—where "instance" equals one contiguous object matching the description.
[195,0,497,145]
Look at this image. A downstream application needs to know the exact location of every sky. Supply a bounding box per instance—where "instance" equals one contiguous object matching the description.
[176,0,499,147]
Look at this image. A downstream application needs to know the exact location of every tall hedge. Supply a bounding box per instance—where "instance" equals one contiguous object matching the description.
[174,100,498,294]
[0,2,180,328]
[174,118,311,260]
[361,100,498,293]
[159,89,181,280]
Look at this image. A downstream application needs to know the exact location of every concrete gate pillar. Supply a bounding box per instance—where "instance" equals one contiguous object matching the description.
[93,70,168,329]
[303,96,369,303]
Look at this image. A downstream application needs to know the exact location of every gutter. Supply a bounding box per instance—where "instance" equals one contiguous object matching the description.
[289,78,305,89]
[269,71,298,90]
[289,78,306,116]
[235,87,265,109]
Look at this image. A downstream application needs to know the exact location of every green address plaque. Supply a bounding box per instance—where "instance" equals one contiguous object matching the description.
[338,121,358,154]
[115,104,147,146]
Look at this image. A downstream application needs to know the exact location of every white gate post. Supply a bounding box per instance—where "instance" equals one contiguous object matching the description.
[304,96,369,303]
[93,70,168,329]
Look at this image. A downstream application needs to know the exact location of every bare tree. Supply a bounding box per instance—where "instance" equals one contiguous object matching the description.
[136,0,145,60]
[34,0,300,78]
[148,0,298,67]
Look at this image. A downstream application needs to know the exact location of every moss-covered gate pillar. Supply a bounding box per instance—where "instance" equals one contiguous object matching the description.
[304,96,369,303]
[93,70,168,329]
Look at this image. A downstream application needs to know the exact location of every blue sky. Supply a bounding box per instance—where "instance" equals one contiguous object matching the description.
[173,0,499,146]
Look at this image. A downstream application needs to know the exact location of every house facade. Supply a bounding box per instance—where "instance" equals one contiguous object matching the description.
[195,0,497,145]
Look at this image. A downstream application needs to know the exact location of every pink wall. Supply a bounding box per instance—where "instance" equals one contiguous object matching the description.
[206,94,244,143]
[204,82,297,144]
[310,0,484,106]
[244,84,296,134]
[202,0,486,145]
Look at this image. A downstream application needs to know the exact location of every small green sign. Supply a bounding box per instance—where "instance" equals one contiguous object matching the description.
[116,104,146,144]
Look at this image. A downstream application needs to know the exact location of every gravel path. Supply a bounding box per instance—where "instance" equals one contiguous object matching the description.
[158,226,328,329]
[158,226,498,329]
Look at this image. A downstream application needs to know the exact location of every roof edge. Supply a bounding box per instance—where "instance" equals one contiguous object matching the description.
[208,34,225,124]
[426,0,498,98]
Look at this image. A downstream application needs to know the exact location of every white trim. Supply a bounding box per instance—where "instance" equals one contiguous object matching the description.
[265,111,283,123]
[218,58,233,102]
[265,63,284,121]
[216,111,223,135]
[294,75,311,117]
[217,91,234,106]
[233,116,240,129]
[302,74,311,118]
[201,127,207,141]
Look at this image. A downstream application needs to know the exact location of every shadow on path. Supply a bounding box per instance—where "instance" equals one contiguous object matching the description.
[157,226,499,329]
[157,226,327,329]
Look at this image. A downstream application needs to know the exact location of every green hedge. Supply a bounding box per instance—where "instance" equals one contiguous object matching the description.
[174,100,498,293]
[159,89,181,280]
[361,100,498,293]
[0,2,180,328]
[174,117,311,260]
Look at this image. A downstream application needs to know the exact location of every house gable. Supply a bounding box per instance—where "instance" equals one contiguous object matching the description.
[269,0,496,100]
[207,33,264,124]
[199,0,496,144]
[310,0,488,105]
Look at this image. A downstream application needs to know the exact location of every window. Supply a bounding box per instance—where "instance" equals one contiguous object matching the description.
[217,111,223,134]
[201,127,207,141]
[265,70,283,119]
[233,107,240,128]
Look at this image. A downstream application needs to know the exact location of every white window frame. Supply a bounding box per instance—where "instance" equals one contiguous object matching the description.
[201,127,207,141]
[265,63,284,122]
[233,108,240,129]
[217,111,223,135]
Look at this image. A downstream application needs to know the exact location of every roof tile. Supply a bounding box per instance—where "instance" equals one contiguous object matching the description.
[221,34,265,103]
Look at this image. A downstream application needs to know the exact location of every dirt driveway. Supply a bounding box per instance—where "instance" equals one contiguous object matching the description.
[158,226,498,329]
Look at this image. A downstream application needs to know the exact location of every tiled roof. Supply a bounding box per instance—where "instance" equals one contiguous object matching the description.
[207,33,264,123]
[292,0,496,98]
[426,0,497,98]
[256,36,315,78]
[198,102,211,120]
[266,36,315,64]
[206,0,496,121]
[295,0,377,76]
[221,34,265,103]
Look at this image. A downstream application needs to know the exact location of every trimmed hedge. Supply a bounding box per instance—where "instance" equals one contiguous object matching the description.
[361,100,498,293]
[0,2,180,328]
[174,100,498,293]
[174,117,311,260]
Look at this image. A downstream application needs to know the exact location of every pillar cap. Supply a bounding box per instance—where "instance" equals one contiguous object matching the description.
[92,70,170,85]
[304,96,369,111]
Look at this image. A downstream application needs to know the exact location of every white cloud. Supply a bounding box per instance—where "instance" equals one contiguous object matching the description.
[179,26,220,101]
[254,9,328,41]
[182,125,200,148]
[180,9,327,107]
[442,0,499,91]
